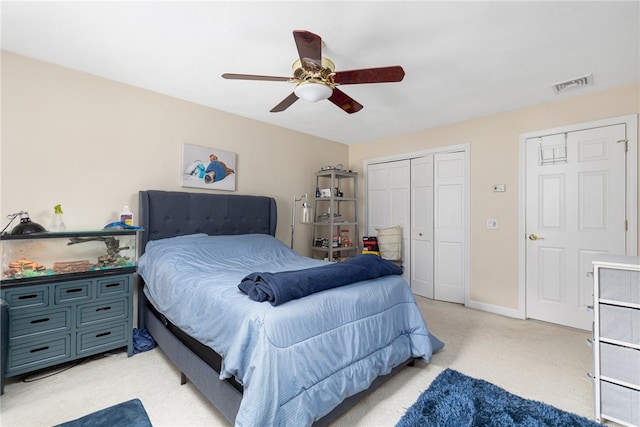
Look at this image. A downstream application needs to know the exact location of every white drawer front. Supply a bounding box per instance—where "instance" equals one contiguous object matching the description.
[600,304,640,345]
[600,342,640,386]
[599,268,640,305]
[601,380,640,426]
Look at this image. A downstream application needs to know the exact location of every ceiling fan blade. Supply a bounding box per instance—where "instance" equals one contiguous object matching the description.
[222,73,291,82]
[328,88,363,114]
[293,30,323,72]
[333,66,405,85]
[270,92,299,112]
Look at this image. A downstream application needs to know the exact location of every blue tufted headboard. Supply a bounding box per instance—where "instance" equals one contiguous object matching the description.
[138,190,277,254]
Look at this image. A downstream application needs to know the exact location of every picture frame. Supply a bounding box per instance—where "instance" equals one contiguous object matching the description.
[181,143,237,191]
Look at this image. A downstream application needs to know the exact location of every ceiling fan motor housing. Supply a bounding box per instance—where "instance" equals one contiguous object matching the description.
[292,57,336,86]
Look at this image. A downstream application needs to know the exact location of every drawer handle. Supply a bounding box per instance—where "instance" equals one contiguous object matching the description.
[31,318,50,324]
[105,283,120,288]
[30,346,49,353]
[95,306,112,312]
[96,331,111,338]
[18,294,38,300]
[65,288,84,294]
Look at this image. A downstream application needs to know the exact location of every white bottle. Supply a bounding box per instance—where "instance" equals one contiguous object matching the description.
[120,206,133,226]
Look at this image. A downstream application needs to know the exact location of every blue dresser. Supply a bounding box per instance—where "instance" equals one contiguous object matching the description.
[0,230,137,393]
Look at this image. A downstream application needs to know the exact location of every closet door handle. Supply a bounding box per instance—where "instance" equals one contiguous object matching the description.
[528,233,544,241]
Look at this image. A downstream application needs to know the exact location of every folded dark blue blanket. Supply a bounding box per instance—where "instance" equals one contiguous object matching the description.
[238,255,403,306]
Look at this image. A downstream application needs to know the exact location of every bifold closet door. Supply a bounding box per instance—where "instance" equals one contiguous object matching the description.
[410,152,466,302]
[368,151,466,302]
[410,156,434,298]
[432,152,466,303]
[367,160,410,282]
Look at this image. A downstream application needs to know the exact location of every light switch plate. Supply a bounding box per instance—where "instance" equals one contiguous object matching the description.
[486,218,499,229]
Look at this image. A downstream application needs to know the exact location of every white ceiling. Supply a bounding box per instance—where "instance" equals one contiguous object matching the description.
[2,1,639,145]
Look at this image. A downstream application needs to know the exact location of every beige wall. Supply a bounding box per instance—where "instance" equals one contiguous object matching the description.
[1,52,348,252]
[349,83,640,311]
[2,51,638,315]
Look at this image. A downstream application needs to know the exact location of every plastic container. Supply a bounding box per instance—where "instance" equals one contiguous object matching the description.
[51,204,66,232]
[120,206,133,226]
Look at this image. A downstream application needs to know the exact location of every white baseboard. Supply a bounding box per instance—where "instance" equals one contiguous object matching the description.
[466,298,524,320]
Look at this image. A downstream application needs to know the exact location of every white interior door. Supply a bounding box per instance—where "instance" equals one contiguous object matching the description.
[433,152,467,303]
[411,156,434,298]
[525,124,628,330]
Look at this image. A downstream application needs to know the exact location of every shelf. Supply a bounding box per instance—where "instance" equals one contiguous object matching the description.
[312,246,358,253]
[312,170,359,260]
[1,229,140,240]
[314,197,357,202]
[316,170,358,178]
[312,221,358,226]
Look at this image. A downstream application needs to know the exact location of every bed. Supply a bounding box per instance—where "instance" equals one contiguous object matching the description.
[136,190,443,426]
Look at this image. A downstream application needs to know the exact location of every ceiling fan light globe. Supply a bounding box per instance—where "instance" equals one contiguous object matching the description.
[294,82,333,103]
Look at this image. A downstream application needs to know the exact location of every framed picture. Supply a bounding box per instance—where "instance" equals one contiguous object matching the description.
[181,143,237,191]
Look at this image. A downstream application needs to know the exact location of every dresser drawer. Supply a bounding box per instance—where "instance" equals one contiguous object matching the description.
[10,307,70,339]
[77,298,128,326]
[599,268,640,304]
[601,380,640,426]
[97,275,129,298]
[7,335,71,373]
[600,304,640,345]
[77,322,128,355]
[55,281,92,303]
[2,286,49,311]
[600,342,640,386]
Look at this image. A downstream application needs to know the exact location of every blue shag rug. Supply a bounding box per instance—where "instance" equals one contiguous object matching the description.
[396,369,601,427]
[54,398,152,427]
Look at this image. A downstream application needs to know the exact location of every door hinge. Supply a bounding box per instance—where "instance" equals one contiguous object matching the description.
[617,139,628,152]
[625,219,628,231]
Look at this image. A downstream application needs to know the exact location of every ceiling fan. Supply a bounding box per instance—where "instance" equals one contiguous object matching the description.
[221,30,405,114]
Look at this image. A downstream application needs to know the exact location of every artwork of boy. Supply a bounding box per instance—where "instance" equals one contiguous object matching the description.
[204,153,235,184]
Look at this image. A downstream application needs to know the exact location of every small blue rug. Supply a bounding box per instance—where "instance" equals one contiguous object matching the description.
[54,398,152,427]
[397,369,601,427]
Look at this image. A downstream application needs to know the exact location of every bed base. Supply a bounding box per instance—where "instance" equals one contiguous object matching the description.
[141,291,415,426]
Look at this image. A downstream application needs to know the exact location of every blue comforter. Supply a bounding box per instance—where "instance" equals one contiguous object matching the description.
[239,254,403,305]
[137,234,443,427]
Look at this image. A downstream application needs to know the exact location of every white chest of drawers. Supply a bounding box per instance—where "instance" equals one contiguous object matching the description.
[593,255,640,427]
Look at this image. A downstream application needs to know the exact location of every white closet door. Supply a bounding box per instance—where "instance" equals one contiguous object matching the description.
[434,152,466,303]
[367,160,410,282]
[367,163,391,231]
[367,151,467,301]
[411,156,434,298]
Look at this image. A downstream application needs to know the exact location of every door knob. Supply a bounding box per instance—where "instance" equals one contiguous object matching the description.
[528,234,544,241]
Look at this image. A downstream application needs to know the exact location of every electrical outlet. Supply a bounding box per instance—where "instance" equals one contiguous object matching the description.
[486,218,499,229]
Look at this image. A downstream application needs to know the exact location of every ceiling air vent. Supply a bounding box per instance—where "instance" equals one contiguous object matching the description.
[552,74,594,93]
